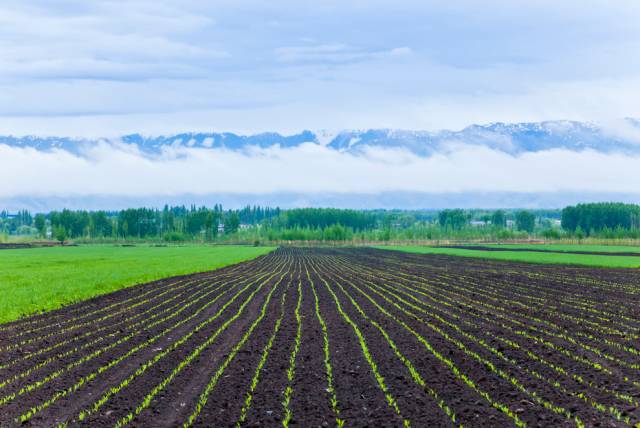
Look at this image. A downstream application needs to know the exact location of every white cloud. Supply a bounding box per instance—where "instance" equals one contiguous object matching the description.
[0,1,225,82]
[389,47,412,56]
[599,118,640,145]
[0,0,639,137]
[1,143,639,197]
[273,44,410,64]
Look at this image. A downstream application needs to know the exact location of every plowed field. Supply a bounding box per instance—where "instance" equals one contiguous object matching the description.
[1,248,639,427]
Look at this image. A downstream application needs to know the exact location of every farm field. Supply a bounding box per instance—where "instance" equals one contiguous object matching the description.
[1,248,640,427]
[464,244,640,255]
[379,245,640,268]
[0,245,274,323]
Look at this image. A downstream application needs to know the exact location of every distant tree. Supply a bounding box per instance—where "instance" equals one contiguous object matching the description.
[438,209,468,230]
[561,202,640,233]
[224,212,240,234]
[34,214,47,238]
[163,231,185,242]
[491,210,507,228]
[54,226,67,245]
[15,210,32,227]
[204,211,217,240]
[323,224,352,241]
[282,208,376,230]
[90,211,112,238]
[515,211,535,233]
[541,228,561,239]
[17,225,32,235]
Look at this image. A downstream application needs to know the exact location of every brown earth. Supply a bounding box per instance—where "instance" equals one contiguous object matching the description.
[441,244,640,256]
[0,242,63,250]
[1,248,640,427]
[0,243,37,250]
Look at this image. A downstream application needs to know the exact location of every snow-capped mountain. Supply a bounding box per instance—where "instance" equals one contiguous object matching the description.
[2,119,639,156]
[326,120,640,155]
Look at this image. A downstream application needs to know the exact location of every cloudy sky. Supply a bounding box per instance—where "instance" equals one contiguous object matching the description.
[1,0,640,208]
[1,0,640,136]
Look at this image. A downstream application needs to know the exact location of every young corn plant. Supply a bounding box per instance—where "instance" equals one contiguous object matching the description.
[18,265,285,425]
[78,266,287,426]
[235,275,292,427]
[306,266,344,428]
[180,271,289,428]
[318,261,524,428]
[281,279,303,428]
[312,265,410,428]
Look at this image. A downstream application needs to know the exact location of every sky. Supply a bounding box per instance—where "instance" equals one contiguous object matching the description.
[1,0,640,137]
[1,0,640,208]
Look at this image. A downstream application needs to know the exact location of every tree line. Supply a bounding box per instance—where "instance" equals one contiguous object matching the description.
[438,209,535,232]
[4,202,640,242]
[0,205,281,242]
[561,203,640,236]
[268,208,376,231]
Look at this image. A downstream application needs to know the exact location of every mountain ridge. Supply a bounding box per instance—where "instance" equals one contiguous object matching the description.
[2,119,640,156]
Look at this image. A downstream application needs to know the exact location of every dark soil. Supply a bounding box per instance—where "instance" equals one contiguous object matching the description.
[1,248,639,427]
[0,242,63,250]
[0,243,34,250]
[442,244,640,256]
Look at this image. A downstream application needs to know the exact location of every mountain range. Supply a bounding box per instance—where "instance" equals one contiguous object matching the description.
[2,119,640,157]
[3,119,640,211]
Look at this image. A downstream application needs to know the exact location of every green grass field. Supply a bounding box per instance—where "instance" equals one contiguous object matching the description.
[481,243,640,253]
[377,245,640,268]
[0,245,274,324]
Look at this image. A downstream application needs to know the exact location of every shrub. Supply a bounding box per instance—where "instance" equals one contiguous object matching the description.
[541,228,561,239]
[163,232,186,242]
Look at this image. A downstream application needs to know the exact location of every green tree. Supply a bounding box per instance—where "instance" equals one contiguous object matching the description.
[90,211,113,238]
[438,209,468,230]
[224,212,240,234]
[34,214,47,238]
[54,226,67,245]
[515,211,535,233]
[561,202,640,232]
[491,210,506,228]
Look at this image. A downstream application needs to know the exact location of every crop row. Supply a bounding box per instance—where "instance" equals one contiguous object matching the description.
[322,249,640,426]
[115,264,290,427]
[0,256,281,407]
[235,271,293,427]
[13,255,292,425]
[374,250,640,331]
[2,247,639,427]
[0,255,272,378]
[339,252,640,378]
[334,257,628,418]
[0,255,270,354]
